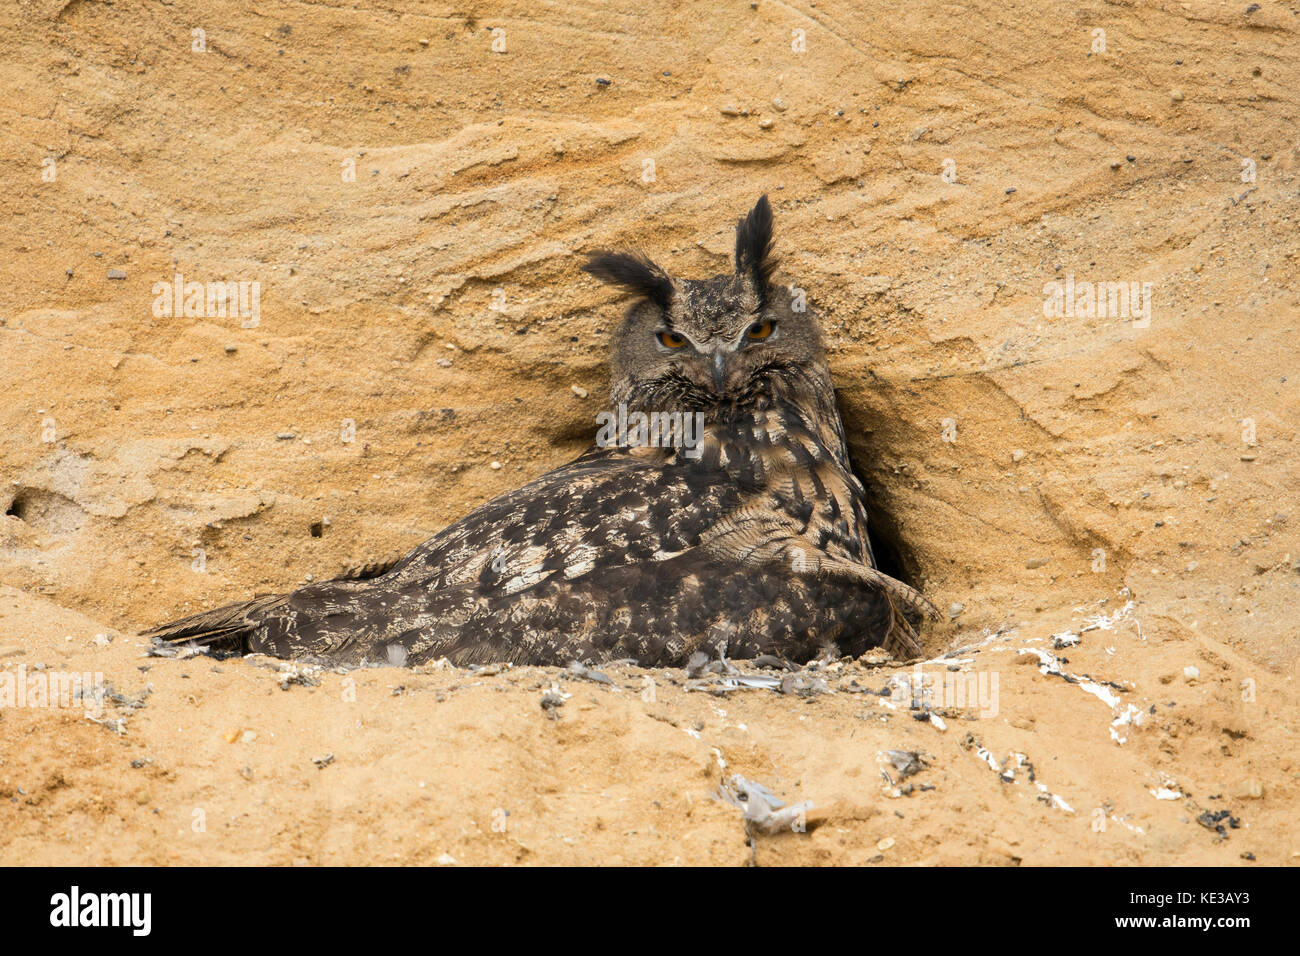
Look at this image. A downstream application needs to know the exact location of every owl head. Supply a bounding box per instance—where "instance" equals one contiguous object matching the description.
[583,195,832,415]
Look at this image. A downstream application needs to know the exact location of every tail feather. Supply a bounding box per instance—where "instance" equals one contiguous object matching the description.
[141,594,288,652]
[882,596,924,660]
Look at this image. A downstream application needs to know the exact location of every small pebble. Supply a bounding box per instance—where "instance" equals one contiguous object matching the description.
[107,268,127,280]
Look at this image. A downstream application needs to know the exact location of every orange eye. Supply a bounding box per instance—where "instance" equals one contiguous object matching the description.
[746,320,774,341]
[657,330,688,349]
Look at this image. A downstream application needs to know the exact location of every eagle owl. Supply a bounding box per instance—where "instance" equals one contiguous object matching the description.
[147,197,934,666]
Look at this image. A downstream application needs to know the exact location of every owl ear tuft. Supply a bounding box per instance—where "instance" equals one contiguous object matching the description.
[735,194,778,292]
[582,251,674,310]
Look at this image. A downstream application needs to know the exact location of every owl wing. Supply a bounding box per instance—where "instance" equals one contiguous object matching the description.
[684,419,937,618]
[382,442,745,593]
[213,442,747,662]
[142,443,724,658]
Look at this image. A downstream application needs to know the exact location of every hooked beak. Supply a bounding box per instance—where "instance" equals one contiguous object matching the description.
[711,350,728,393]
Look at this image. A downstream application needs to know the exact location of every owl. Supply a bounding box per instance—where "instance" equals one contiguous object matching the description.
[145,196,935,667]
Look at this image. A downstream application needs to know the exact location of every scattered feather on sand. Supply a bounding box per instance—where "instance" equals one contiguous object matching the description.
[276,662,322,690]
[683,652,829,696]
[883,749,929,780]
[718,774,812,835]
[962,735,1073,813]
[565,660,614,685]
[540,683,570,719]
[146,637,209,660]
[86,714,127,735]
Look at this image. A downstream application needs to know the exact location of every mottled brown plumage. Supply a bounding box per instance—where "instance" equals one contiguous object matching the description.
[144,196,934,666]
